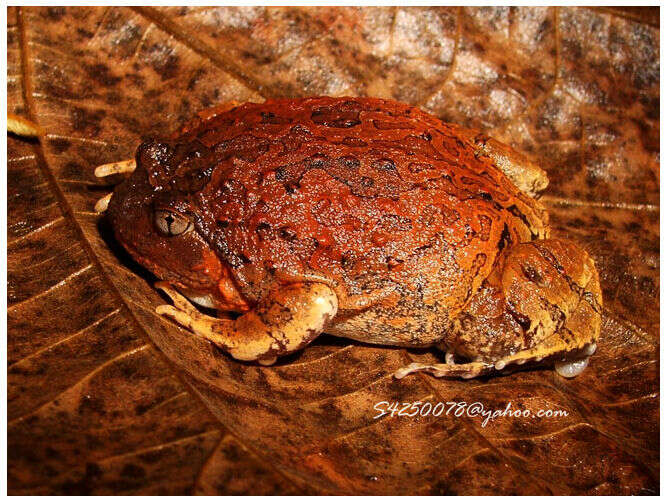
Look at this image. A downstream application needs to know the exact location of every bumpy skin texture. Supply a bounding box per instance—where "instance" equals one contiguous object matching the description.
[107,96,601,374]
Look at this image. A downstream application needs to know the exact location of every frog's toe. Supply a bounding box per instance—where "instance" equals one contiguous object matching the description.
[94,192,113,213]
[156,302,228,340]
[155,286,230,341]
[552,342,596,378]
[155,282,227,338]
[554,356,590,378]
[155,281,198,314]
[94,159,136,177]
[394,361,494,380]
[155,303,183,321]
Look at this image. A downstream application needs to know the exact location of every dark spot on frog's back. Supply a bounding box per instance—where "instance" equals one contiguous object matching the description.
[256,222,271,241]
[342,136,367,147]
[498,224,512,252]
[340,252,355,270]
[372,158,396,172]
[280,124,314,153]
[311,101,362,128]
[213,134,269,163]
[274,166,287,181]
[304,153,329,170]
[408,161,434,173]
[261,111,292,125]
[279,227,297,242]
[339,156,360,171]
[522,264,544,285]
[360,176,374,188]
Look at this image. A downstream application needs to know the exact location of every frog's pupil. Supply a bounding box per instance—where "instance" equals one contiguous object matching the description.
[164,213,175,234]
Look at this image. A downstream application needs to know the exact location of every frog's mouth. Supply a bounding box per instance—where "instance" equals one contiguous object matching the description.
[172,278,251,313]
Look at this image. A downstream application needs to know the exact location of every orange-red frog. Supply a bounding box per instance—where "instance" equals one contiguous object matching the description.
[101,97,602,379]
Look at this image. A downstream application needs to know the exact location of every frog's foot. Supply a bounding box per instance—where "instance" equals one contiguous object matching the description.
[395,360,494,380]
[94,159,136,177]
[155,281,338,364]
[435,238,602,380]
[8,113,42,137]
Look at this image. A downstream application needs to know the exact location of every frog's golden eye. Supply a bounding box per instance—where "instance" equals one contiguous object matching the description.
[154,210,193,237]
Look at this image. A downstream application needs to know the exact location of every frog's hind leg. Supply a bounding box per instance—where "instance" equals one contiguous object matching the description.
[395,239,602,380]
[155,281,338,365]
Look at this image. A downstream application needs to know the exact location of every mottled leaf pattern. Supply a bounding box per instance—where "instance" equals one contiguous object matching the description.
[7,6,658,495]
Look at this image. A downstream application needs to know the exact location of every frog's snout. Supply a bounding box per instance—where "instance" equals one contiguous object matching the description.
[137,140,173,169]
[136,138,216,194]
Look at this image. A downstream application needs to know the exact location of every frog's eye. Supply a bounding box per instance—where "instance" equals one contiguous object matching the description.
[154,210,193,237]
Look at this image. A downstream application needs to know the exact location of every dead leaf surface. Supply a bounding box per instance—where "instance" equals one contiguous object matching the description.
[7,6,659,495]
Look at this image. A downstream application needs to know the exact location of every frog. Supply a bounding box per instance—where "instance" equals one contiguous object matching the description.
[97,96,602,380]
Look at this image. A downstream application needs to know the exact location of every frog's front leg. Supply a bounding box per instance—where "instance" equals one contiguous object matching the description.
[156,282,338,364]
[396,239,601,380]
[93,159,137,212]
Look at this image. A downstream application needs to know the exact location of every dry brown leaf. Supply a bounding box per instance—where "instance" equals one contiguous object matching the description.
[7,6,659,495]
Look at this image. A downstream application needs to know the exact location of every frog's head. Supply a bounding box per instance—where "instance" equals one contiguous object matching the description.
[107,139,249,312]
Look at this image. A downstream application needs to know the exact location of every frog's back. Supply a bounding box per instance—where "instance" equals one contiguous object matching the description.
[178,97,548,316]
